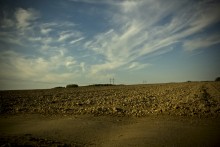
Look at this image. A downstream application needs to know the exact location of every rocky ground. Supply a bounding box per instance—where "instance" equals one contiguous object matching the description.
[1,82,220,146]
[1,81,220,117]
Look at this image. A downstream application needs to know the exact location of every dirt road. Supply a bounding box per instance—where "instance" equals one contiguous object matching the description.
[1,115,220,146]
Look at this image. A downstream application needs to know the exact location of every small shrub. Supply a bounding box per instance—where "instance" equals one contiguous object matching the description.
[66,84,78,88]
[53,86,65,89]
[89,84,114,87]
[215,77,220,81]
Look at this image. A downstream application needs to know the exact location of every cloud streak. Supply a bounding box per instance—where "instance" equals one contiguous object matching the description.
[0,0,220,89]
[0,7,85,85]
[70,37,84,44]
[0,50,78,83]
[183,34,220,51]
[84,0,220,75]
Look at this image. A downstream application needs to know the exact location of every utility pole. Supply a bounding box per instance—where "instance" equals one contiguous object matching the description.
[109,78,115,85]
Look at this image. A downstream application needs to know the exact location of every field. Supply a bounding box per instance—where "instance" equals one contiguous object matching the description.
[0,82,220,146]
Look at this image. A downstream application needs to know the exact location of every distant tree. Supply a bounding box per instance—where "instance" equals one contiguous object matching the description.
[215,77,220,81]
[88,84,114,87]
[53,86,65,89]
[66,84,78,88]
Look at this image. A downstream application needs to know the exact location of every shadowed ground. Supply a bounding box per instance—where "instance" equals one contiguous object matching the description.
[0,115,220,146]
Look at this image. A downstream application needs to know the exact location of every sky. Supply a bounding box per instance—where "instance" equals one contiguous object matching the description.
[0,0,220,90]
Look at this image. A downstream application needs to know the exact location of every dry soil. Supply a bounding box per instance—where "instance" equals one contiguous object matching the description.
[0,82,220,146]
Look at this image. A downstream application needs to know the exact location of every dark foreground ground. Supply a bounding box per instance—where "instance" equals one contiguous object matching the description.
[0,115,220,146]
[0,82,220,146]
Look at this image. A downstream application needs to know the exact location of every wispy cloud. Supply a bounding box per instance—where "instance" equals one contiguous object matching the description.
[0,18,14,28]
[69,0,120,5]
[0,7,84,84]
[40,28,52,34]
[70,37,84,44]
[0,32,23,46]
[58,32,74,42]
[15,8,39,29]
[0,0,219,88]
[183,34,220,51]
[84,0,220,75]
[127,62,151,70]
[0,8,41,47]
[0,50,78,83]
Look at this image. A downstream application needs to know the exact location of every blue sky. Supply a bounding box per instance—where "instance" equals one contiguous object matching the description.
[0,0,220,89]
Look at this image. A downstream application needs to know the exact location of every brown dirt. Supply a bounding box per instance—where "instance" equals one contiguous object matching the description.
[0,114,220,146]
[0,81,220,117]
[0,82,220,146]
